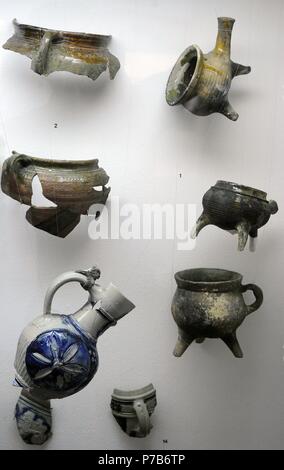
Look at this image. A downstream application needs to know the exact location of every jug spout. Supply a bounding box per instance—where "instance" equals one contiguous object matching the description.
[214,17,235,57]
[73,283,135,339]
[43,266,135,340]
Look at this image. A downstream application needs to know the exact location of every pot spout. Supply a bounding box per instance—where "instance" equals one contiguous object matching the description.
[214,17,235,57]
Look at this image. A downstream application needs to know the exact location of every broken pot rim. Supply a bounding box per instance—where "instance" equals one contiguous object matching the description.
[10,151,103,169]
[111,383,156,403]
[175,268,244,292]
[213,180,268,201]
[8,18,112,46]
[166,44,203,106]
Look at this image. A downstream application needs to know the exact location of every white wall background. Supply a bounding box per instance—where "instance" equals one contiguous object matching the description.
[0,0,283,450]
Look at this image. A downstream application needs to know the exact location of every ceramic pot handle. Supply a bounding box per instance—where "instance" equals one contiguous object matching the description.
[242,283,263,315]
[31,31,58,75]
[43,271,93,315]
[133,399,151,437]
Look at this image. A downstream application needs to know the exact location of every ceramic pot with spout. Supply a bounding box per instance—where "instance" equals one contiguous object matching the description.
[192,181,278,251]
[14,266,135,445]
[171,268,263,358]
[166,17,251,121]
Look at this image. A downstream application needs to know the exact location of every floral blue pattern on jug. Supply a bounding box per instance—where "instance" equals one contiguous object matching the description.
[26,325,98,393]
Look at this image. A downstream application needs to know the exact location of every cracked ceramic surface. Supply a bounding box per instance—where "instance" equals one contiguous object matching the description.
[166,17,251,120]
[192,181,278,251]
[14,267,135,444]
[3,19,120,81]
[171,268,263,358]
[1,151,111,237]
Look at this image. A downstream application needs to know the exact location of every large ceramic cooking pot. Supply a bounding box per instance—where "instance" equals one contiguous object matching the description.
[171,268,263,358]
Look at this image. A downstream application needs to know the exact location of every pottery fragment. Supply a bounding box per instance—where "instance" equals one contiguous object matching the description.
[3,19,120,81]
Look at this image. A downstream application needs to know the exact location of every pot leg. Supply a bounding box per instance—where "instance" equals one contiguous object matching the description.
[15,389,52,445]
[195,337,205,344]
[219,100,239,121]
[221,332,243,358]
[231,61,251,77]
[173,332,194,357]
[249,228,258,252]
[191,213,210,239]
[236,221,250,251]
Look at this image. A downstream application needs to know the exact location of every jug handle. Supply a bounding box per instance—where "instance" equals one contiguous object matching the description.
[241,283,263,315]
[133,399,151,437]
[43,271,96,315]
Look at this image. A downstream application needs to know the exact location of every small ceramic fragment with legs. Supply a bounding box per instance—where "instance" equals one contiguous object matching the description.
[192,181,278,251]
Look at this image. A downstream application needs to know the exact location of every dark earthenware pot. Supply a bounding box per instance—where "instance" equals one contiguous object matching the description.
[192,181,278,251]
[171,268,263,358]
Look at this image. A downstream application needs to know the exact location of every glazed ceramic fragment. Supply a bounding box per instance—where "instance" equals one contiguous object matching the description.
[192,181,278,251]
[171,268,263,358]
[111,384,157,438]
[166,17,251,120]
[1,151,110,237]
[3,19,120,81]
[14,266,135,444]
[15,389,52,445]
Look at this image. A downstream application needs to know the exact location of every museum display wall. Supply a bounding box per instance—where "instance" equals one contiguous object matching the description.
[0,0,283,450]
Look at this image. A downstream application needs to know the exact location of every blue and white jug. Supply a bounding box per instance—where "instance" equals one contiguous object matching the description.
[14,267,135,445]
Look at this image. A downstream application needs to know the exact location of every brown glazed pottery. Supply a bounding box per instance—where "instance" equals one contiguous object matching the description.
[3,19,120,81]
[192,180,278,251]
[1,151,110,237]
[166,17,251,121]
[171,268,263,358]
